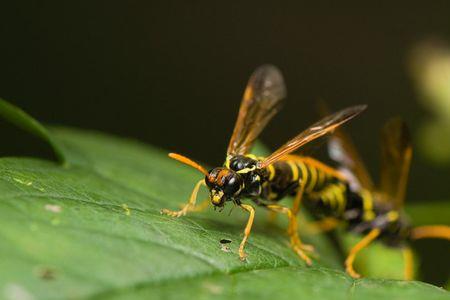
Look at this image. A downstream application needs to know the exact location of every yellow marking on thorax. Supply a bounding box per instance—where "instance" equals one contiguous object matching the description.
[224,157,231,169]
[361,189,376,221]
[386,211,399,222]
[237,154,263,173]
[267,164,276,181]
[237,166,256,174]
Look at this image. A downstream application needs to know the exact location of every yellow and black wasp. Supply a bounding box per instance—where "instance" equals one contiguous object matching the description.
[305,114,450,279]
[161,65,366,263]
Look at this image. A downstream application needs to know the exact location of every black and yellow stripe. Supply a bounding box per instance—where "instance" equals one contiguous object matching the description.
[254,154,411,249]
[261,157,341,201]
[262,157,383,227]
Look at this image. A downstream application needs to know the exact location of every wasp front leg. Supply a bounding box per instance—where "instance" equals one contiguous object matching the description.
[161,179,206,217]
[239,204,255,261]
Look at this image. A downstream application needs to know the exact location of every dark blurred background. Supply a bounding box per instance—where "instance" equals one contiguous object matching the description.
[0,1,449,284]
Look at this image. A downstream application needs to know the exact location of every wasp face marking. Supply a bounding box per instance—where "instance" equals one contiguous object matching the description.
[205,167,244,207]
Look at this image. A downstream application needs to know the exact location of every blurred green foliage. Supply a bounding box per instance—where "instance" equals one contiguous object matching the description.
[409,40,450,165]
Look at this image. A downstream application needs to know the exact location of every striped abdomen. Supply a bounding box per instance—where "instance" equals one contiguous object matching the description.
[306,184,411,245]
[305,181,382,221]
[260,156,345,201]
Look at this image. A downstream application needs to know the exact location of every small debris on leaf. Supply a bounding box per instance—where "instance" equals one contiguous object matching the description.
[44,204,62,213]
[202,282,224,295]
[34,266,56,280]
[13,178,33,186]
[220,239,232,252]
[121,204,131,216]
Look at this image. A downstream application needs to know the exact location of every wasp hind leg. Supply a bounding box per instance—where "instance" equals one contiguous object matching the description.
[345,228,381,278]
[266,204,314,265]
[161,179,206,217]
[402,246,414,280]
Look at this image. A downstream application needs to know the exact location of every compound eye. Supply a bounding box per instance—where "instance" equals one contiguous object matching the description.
[205,168,220,189]
[205,174,213,188]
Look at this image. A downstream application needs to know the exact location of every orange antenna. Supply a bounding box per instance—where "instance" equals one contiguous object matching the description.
[168,153,208,176]
[410,225,450,241]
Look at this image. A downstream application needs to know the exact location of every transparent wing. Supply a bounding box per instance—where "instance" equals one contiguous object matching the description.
[227,65,286,156]
[379,118,412,208]
[258,105,367,168]
[328,133,374,190]
[319,102,374,190]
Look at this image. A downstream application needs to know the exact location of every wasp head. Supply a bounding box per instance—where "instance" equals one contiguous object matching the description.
[205,167,244,208]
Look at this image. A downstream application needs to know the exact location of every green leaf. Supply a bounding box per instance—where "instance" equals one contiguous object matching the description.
[338,231,409,280]
[0,99,65,163]
[0,99,449,300]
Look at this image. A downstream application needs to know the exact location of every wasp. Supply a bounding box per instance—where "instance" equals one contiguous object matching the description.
[161,65,366,263]
[302,113,450,279]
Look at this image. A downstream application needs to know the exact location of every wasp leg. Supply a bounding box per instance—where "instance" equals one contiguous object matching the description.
[161,179,206,217]
[266,204,313,265]
[239,204,255,261]
[345,228,381,278]
[402,246,414,280]
[291,180,316,252]
[291,181,315,251]
[410,225,450,240]
[292,178,306,215]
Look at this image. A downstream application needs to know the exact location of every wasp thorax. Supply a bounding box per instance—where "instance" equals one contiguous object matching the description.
[205,167,244,207]
[228,155,258,172]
